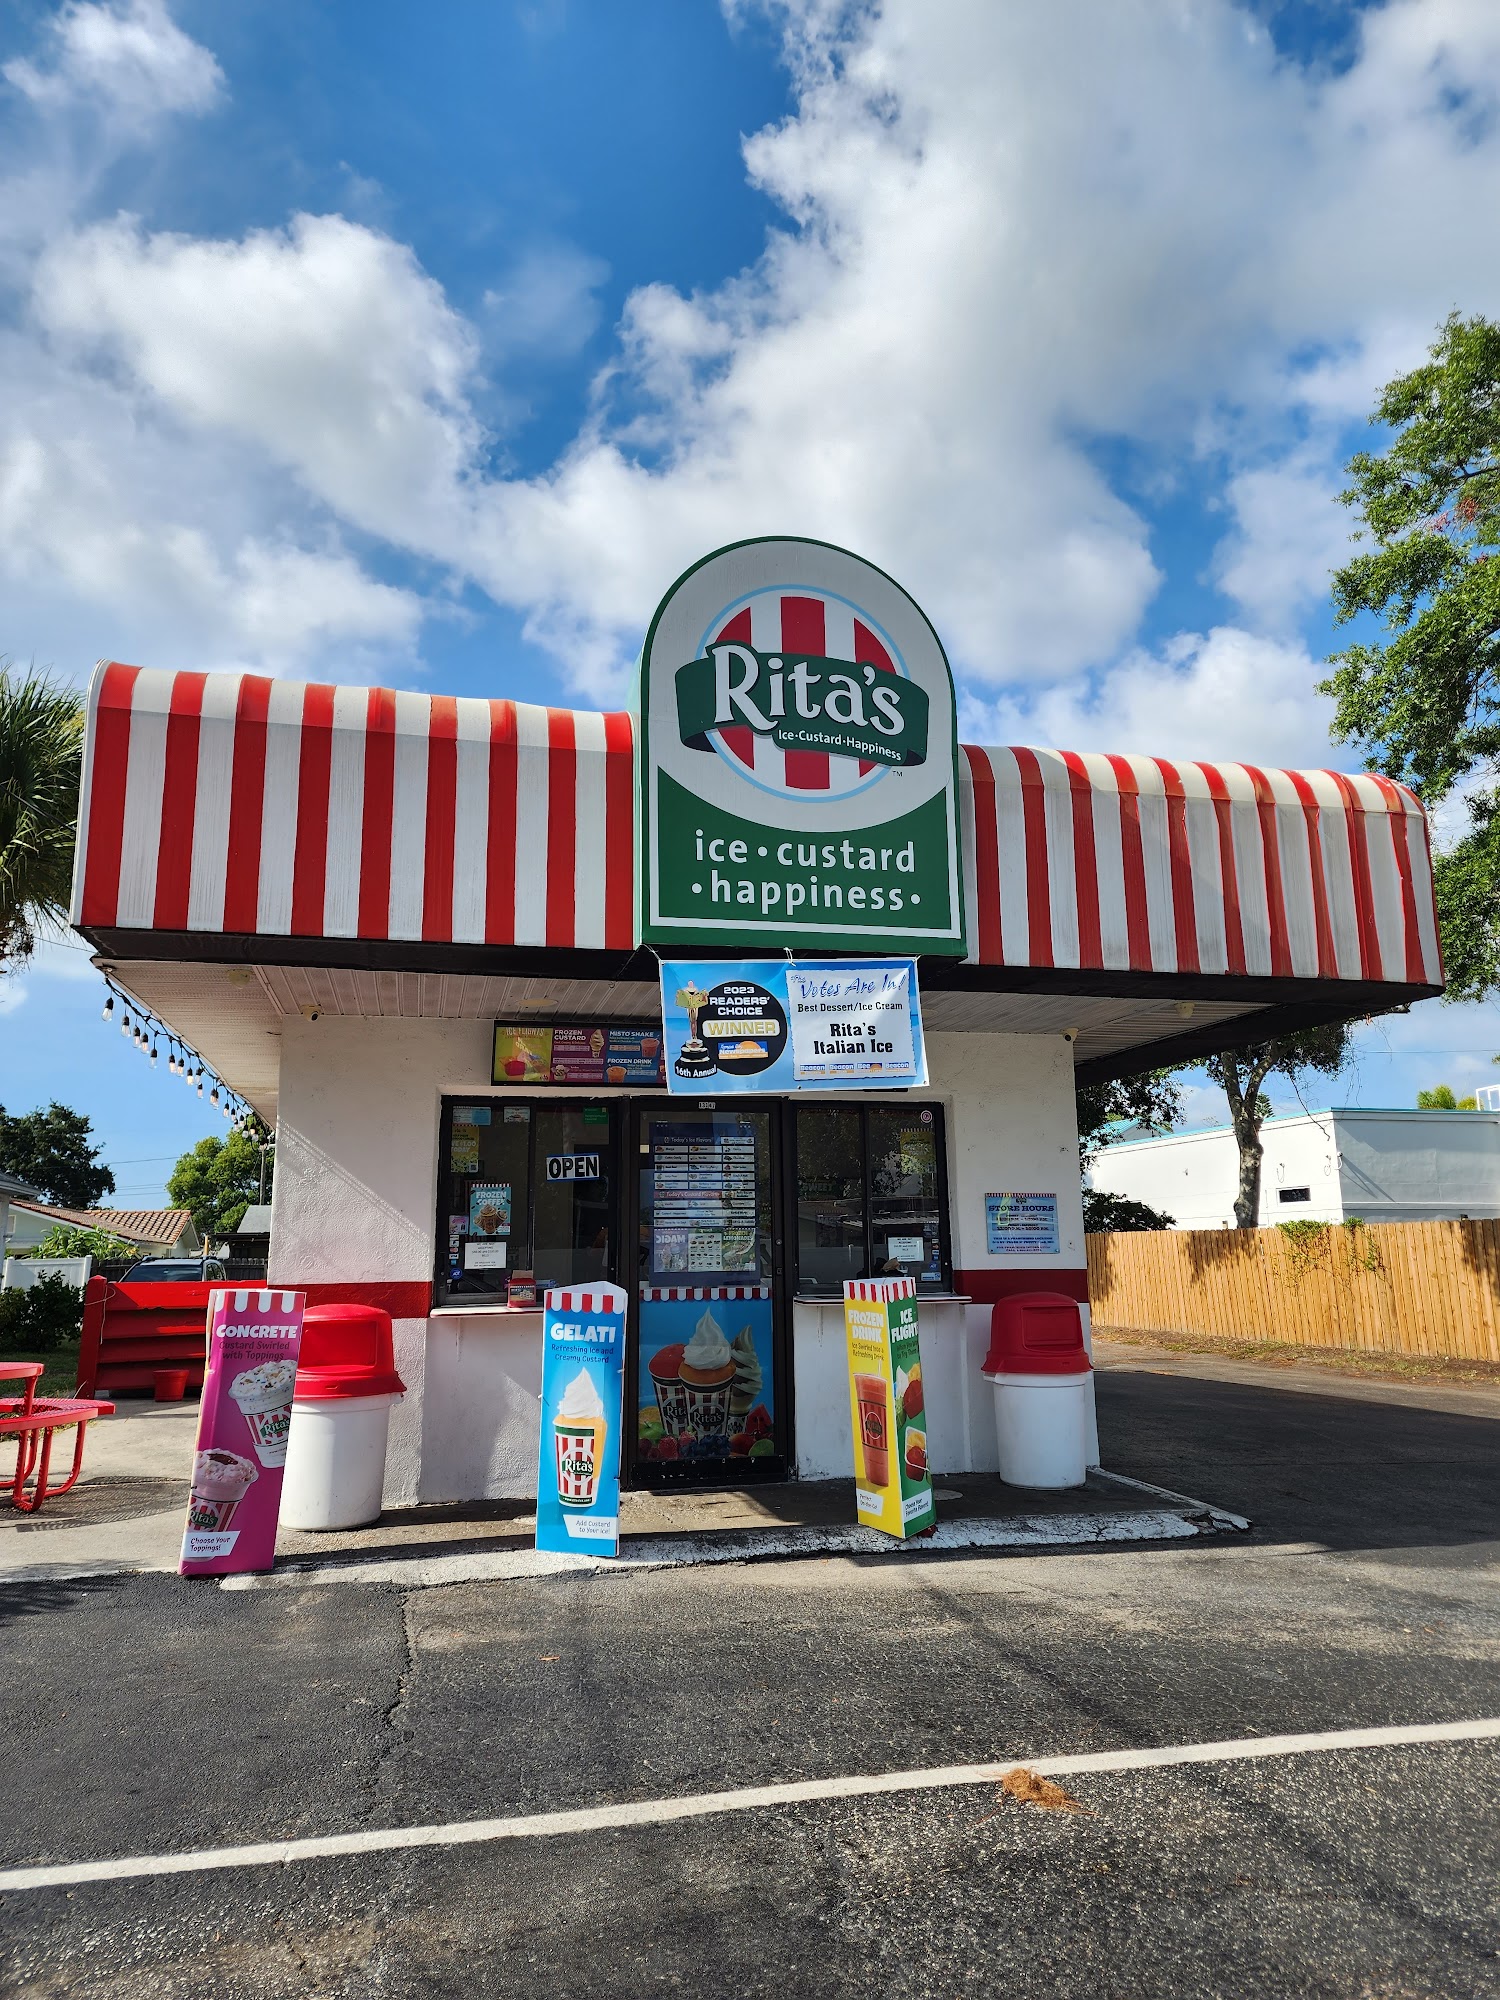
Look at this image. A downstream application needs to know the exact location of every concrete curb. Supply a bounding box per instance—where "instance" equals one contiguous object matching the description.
[218,1501,1230,1592]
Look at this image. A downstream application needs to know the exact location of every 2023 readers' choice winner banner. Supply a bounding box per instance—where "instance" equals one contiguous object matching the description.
[536,1284,627,1558]
[661,957,926,1093]
[180,1289,305,1577]
[640,537,966,957]
[842,1277,936,1538]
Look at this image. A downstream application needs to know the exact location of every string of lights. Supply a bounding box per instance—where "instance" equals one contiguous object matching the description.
[98,975,270,1140]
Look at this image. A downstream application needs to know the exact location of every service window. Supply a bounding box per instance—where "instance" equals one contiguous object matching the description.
[792,1103,949,1293]
[435,1098,617,1303]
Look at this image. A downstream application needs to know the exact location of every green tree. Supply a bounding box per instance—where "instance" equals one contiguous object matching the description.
[167,1129,273,1243]
[1319,313,1500,999]
[0,1101,114,1207]
[28,1223,140,1260]
[1416,1085,1477,1109]
[1076,1069,1180,1231]
[1205,1024,1354,1228]
[0,663,84,970]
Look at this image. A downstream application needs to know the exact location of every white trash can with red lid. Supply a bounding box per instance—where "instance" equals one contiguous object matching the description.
[281,1305,406,1531]
[981,1293,1091,1490]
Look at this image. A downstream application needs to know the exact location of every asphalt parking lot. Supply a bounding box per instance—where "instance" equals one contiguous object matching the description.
[1,1358,1497,1998]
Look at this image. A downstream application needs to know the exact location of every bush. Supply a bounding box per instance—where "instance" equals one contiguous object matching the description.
[0,1274,84,1354]
[1083,1189,1176,1233]
[0,1287,29,1354]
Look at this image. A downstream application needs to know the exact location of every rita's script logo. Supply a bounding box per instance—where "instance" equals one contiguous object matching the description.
[676,645,929,770]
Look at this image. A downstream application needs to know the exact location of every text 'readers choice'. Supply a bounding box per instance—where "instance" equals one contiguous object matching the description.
[660,958,926,1094]
[640,537,966,957]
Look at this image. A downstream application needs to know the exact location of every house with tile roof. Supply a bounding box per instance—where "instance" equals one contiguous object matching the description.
[3,1201,201,1257]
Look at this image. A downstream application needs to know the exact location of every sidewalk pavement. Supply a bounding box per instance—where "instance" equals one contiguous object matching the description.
[0,1377,1237,1584]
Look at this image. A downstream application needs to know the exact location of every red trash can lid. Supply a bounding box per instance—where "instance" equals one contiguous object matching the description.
[982,1291,1090,1377]
[295,1303,405,1400]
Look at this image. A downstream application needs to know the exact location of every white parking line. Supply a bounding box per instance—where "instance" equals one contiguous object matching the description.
[2,1717,1495,1894]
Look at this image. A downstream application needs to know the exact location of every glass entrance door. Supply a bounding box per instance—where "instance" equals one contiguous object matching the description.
[630,1104,786,1486]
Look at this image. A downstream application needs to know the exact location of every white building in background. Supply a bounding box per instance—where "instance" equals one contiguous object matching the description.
[1089,1108,1500,1229]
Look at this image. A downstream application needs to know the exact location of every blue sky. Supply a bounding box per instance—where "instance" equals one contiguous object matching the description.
[1,0,1498,1202]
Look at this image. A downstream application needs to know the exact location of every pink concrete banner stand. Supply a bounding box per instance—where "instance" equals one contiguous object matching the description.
[179,1289,306,1577]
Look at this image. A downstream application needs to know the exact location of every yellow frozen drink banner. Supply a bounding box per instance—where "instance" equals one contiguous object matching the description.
[842,1277,936,1538]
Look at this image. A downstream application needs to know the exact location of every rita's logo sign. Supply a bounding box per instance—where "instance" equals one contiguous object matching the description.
[674,602,929,800]
[639,538,966,955]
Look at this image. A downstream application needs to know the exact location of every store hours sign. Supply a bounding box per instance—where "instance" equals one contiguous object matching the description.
[639,538,967,956]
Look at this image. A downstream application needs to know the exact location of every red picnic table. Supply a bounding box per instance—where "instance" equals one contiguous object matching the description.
[0,1362,116,1515]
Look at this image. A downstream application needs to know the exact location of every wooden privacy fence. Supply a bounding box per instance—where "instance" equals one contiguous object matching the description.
[1087,1219,1500,1364]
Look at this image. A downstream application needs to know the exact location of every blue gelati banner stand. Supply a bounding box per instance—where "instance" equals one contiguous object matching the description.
[536,1283,628,1558]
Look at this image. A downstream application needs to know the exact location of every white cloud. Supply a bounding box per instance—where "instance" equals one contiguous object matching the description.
[482,243,610,360]
[4,0,222,127]
[9,0,1500,721]
[958,625,1336,771]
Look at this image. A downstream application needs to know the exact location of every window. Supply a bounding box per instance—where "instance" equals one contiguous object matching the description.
[792,1103,949,1293]
[1277,1186,1311,1205]
[436,1098,617,1302]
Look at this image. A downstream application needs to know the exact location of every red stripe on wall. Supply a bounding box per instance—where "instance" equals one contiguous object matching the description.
[1197,765,1247,977]
[484,702,518,944]
[80,663,142,928]
[287,1281,434,1318]
[152,672,207,931]
[545,708,577,948]
[221,675,272,934]
[1154,760,1200,976]
[357,687,397,940]
[1105,756,1153,971]
[713,607,756,772]
[1285,770,1339,979]
[1323,772,1381,982]
[962,744,1003,965]
[955,1268,1090,1307]
[603,710,635,949]
[1059,752,1103,968]
[422,695,459,942]
[780,595,829,791]
[1008,748,1055,966]
[1242,767,1294,978]
[290,682,336,936]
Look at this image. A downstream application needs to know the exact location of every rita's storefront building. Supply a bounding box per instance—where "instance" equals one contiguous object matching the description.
[69,538,1443,1504]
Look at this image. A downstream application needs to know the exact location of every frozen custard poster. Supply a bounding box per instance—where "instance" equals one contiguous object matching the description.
[637,1290,775,1467]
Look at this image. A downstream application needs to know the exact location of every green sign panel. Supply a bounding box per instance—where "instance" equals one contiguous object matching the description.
[640,538,966,956]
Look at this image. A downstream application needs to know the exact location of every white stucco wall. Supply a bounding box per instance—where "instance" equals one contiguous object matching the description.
[1090,1108,1500,1230]
[269,1017,1087,1502]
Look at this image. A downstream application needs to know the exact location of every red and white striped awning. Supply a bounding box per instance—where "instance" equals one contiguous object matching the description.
[71,663,1442,991]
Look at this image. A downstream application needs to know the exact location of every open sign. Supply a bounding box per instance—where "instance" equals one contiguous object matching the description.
[546,1152,601,1182]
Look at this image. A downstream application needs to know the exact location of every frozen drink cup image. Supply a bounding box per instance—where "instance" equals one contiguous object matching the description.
[188,1447,258,1530]
[229,1357,298,1467]
[554,1367,607,1509]
[678,1307,737,1439]
[647,1341,690,1437]
[855,1374,891,1486]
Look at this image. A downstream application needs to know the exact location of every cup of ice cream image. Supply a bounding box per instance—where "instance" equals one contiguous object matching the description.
[648,1341,691,1436]
[679,1307,738,1438]
[553,1366,607,1509]
[729,1325,762,1421]
[188,1447,259,1531]
[229,1357,298,1467]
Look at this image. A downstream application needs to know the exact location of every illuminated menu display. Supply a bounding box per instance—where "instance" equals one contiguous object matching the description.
[492,1022,666,1088]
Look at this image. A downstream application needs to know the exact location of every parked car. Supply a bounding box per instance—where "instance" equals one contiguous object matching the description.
[121,1257,227,1282]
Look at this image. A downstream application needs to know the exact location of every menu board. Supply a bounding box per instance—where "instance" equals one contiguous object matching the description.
[492,1022,666,1088]
[651,1125,759,1274]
